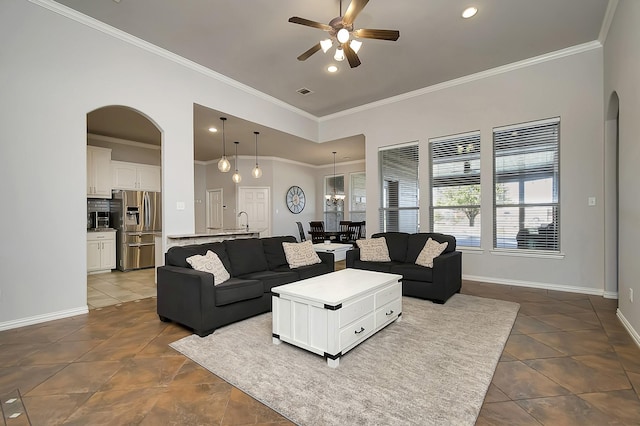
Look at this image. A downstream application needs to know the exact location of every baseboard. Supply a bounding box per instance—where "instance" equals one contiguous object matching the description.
[616,309,640,349]
[0,306,89,332]
[603,291,619,300]
[462,274,606,296]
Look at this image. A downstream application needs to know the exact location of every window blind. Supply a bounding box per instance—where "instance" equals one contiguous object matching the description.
[349,172,366,222]
[429,131,481,247]
[379,143,419,233]
[493,117,560,251]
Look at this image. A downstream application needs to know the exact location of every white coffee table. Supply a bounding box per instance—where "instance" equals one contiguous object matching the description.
[313,242,353,262]
[271,269,402,367]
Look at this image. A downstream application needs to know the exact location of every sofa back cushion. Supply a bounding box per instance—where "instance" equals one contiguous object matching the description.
[406,233,457,263]
[371,232,409,262]
[165,242,231,271]
[224,238,269,276]
[262,235,297,269]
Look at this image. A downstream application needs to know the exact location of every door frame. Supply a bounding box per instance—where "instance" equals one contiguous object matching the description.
[238,186,271,237]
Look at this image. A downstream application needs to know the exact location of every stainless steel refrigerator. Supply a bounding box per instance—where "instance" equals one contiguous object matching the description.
[111,190,162,271]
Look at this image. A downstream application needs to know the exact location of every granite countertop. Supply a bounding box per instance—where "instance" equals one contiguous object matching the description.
[87,228,117,232]
[167,228,263,239]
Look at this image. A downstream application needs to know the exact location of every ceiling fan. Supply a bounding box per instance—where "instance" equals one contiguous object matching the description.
[288,0,400,68]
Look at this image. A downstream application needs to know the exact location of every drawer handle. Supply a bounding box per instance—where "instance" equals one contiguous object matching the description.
[354,327,365,335]
[386,310,394,316]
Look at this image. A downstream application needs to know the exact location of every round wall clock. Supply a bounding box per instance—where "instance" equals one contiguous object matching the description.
[286,185,306,214]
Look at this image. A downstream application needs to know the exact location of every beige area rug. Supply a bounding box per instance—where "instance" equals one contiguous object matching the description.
[170,294,519,425]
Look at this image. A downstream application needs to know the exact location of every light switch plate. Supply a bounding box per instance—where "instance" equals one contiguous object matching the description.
[176,201,185,210]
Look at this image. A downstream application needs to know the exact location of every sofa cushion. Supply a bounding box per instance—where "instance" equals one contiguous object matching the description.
[415,238,449,268]
[390,263,434,283]
[372,232,409,262]
[406,233,457,263]
[186,250,231,284]
[262,236,297,269]
[282,240,322,268]
[239,270,299,293]
[224,238,269,276]
[350,260,396,273]
[356,238,391,262]
[213,278,263,307]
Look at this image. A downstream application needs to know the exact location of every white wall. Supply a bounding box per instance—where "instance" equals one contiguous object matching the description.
[0,0,317,328]
[320,48,606,295]
[603,0,640,341]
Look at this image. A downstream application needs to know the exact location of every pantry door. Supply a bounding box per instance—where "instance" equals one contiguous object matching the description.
[238,187,271,237]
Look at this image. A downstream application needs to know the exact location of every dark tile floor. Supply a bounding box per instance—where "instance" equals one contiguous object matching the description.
[1,274,639,425]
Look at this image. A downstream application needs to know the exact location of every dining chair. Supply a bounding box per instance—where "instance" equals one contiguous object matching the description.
[309,221,326,244]
[296,221,306,242]
[338,221,351,242]
[345,221,363,246]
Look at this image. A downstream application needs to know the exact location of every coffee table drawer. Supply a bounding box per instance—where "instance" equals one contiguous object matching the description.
[340,313,375,350]
[375,283,402,307]
[375,298,402,328]
[339,294,374,327]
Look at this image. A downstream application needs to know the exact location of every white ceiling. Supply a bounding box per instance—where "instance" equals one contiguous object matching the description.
[70,0,610,163]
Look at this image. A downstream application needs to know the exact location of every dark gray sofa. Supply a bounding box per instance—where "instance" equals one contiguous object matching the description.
[157,236,334,337]
[346,232,461,304]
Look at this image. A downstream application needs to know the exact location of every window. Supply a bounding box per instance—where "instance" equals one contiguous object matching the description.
[350,172,366,222]
[324,174,344,231]
[429,131,481,247]
[379,143,419,233]
[493,117,560,251]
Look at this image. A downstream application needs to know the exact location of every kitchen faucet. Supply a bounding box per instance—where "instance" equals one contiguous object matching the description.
[237,211,249,231]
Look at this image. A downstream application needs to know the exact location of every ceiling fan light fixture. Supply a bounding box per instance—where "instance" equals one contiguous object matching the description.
[462,6,478,18]
[337,28,350,43]
[320,38,333,53]
[350,39,362,54]
[334,47,345,61]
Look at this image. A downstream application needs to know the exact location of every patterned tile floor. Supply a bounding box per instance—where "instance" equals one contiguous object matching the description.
[1,266,639,425]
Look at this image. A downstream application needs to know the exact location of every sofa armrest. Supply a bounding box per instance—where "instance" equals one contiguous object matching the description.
[316,251,335,271]
[432,251,462,291]
[157,265,216,329]
[346,248,360,268]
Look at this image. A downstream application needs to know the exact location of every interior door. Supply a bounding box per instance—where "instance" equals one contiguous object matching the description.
[238,187,271,237]
[207,189,223,229]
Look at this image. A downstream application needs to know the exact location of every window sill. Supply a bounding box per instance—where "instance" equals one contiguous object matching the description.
[490,249,565,260]
[458,247,484,255]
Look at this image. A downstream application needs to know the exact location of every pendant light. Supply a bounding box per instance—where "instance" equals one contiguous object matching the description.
[251,131,262,178]
[217,117,231,173]
[325,151,345,206]
[232,141,242,183]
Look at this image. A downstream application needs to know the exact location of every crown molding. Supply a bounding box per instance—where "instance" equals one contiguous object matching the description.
[196,156,365,169]
[598,0,619,44]
[29,0,318,122]
[319,40,603,122]
[88,133,160,150]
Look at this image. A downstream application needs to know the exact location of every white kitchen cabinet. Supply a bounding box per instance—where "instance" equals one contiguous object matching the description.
[112,161,161,191]
[87,146,112,198]
[87,231,116,273]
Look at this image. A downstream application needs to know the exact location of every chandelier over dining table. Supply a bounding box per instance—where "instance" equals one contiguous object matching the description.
[326,151,345,207]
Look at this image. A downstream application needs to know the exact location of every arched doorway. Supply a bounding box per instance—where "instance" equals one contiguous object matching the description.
[86,105,162,309]
[604,92,619,299]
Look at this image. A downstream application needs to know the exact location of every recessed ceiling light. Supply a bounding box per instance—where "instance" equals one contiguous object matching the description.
[208,127,217,133]
[327,65,338,73]
[462,7,478,19]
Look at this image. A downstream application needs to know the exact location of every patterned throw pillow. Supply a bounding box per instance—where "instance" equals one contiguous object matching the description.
[415,238,448,268]
[356,237,391,262]
[282,240,322,268]
[186,250,231,285]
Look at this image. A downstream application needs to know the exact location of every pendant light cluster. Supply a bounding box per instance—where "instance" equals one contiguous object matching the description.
[215,116,262,182]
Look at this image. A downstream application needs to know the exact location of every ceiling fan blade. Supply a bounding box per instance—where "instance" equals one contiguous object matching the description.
[288,17,332,31]
[342,0,369,26]
[354,28,400,41]
[343,43,361,68]
[297,43,322,61]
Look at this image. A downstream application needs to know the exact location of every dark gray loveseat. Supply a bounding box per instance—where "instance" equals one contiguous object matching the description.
[157,236,334,337]
[346,232,461,304]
